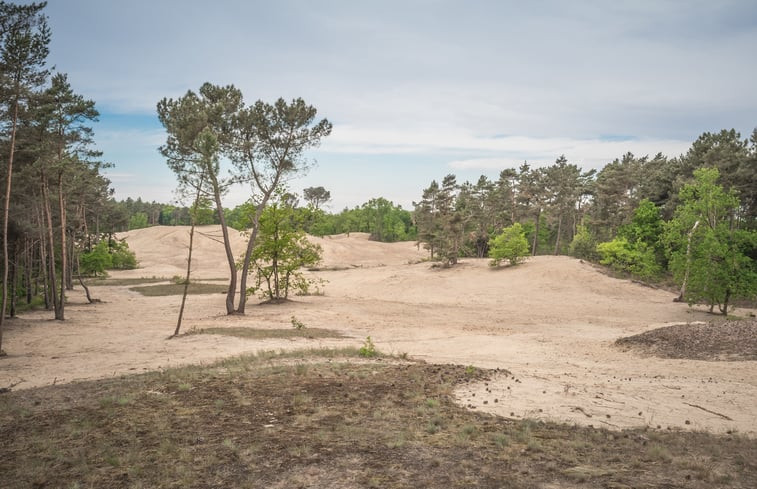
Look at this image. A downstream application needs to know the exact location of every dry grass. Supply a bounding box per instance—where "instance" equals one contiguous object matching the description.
[129,283,229,296]
[85,277,169,286]
[187,326,345,340]
[1,349,755,488]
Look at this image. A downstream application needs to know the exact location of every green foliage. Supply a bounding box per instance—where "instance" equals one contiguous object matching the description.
[664,168,757,314]
[303,186,331,210]
[304,198,416,242]
[619,199,663,247]
[596,199,665,280]
[109,239,138,270]
[568,225,598,260]
[79,241,112,277]
[245,198,324,301]
[358,336,377,357]
[290,316,306,330]
[596,237,662,280]
[520,215,551,255]
[489,223,530,266]
[80,239,137,275]
[227,201,256,231]
[128,212,149,230]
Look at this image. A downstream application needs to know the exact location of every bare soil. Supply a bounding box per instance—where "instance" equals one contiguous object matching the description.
[1,225,756,439]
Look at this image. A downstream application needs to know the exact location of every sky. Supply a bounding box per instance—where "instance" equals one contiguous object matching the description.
[44,0,757,211]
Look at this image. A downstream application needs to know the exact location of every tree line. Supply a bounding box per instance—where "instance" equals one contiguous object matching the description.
[112,192,418,243]
[0,2,140,353]
[414,129,757,313]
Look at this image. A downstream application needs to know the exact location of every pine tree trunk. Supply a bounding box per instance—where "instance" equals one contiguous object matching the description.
[37,205,50,310]
[554,214,563,255]
[236,175,282,314]
[0,93,20,354]
[236,203,265,313]
[9,248,17,318]
[25,240,32,304]
[208,173,236,315]
[532,209,541,256]
[57,175,67,320]
[42,174,61,319]
[65,231,74,290]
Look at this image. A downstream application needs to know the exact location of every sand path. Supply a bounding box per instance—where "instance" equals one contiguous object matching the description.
[1,226,754,437]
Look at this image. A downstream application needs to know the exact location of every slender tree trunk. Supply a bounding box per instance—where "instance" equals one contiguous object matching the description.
[208,173,236,315]
[36,205,50,309]
[57,174,67,319]
[236,181,280,314]
[65,231,74,290]
[676,220,700,302]
[532,208,541,256]
[272,223,280,300]
[9,248,17,318]
[719,289,730,316]
[25,240,32,304]
[554,214,563,255]
[0,93,20,353]
[173,182,204,337]
[42,174,61,319]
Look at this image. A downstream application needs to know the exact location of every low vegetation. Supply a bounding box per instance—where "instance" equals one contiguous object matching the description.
[129,283,229,297]
[188,327,344,340]
[1,351,755,488]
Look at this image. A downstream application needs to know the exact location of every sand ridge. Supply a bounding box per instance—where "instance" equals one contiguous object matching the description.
[1,225,755,436]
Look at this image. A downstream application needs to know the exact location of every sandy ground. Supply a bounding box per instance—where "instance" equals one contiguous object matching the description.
[1,225,755,437]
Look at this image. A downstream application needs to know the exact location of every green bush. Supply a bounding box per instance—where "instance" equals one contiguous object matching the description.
[489,223,530,266]
[596,237,661,280]
[80,241,113,276]
[109,239,138,270]
[569,225,598,260]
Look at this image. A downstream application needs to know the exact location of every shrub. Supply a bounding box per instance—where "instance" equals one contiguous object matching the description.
[596,237,661,280]
[79,241,112,276]
[358,336,377,357]
[489,223,530,266]
[109,239,138,269]
[569,225,598,261]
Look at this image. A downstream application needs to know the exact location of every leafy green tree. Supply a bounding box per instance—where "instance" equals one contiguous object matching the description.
[596,238,661,280]
[246,197,323,302]
[157,83,243,314]
[489,223,530,267]
[664,167,756,314]
[516,163,548,255]
[108,239,137,270]
[569,224,598,261]
[595,199,664,280]
[414,180,441,258]
[303,186,331,210]
[128,212,148,230]
[231,97,331,313]
[679,130,754,223]
[79,240,112,276]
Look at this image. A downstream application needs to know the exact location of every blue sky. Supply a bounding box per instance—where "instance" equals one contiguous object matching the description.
[45,0,757,210]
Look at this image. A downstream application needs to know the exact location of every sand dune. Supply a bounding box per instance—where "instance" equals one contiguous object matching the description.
[2,225,755,436]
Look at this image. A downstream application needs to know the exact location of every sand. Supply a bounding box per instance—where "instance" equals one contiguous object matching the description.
[1,225,755,437]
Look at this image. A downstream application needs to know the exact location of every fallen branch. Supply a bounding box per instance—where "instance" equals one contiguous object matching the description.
[570,406,592,418]
[0,379,24,394]
[683,402,733,421]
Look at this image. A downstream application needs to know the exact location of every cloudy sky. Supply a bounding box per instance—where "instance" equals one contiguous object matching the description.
[45,0,757,210]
